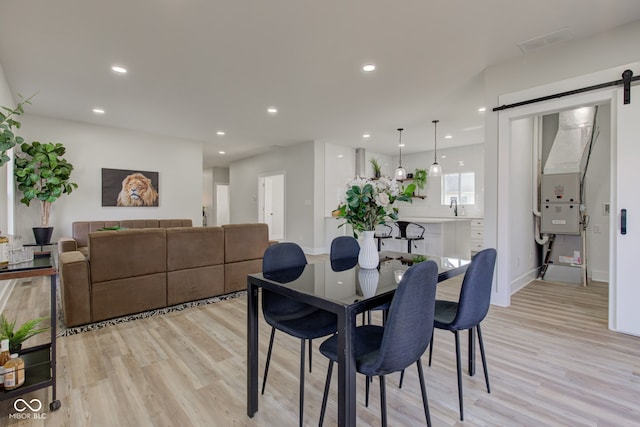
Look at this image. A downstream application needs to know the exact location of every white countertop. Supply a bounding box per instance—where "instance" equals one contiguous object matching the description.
[398,217,481,223]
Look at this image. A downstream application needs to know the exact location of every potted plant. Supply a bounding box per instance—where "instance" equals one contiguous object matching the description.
[335,177,415,268]
[0,94,34,168]
[413,168,427,196]
[369,157,382,179]
[0,314,49,354]
[14,141,78,244]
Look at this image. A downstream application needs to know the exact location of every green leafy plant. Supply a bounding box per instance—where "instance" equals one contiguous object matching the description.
[97,226,126,231]
[335,177,415,234]
[0,314,49,353]
[369,157,382,178]
[0,94,35,167]
[413,168,427,191]
[412,254,427,263]
[14,141,78,226]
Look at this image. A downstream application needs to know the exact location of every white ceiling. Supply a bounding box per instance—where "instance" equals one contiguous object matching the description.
[1,1,639,168]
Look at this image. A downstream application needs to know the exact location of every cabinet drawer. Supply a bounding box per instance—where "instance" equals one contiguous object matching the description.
[471,219,484,227]
[470,230,484,239]
[470,242,484,250]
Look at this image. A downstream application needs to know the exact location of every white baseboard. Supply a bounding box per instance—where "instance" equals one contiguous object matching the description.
[590,269,609,282]
[511,268,539,295]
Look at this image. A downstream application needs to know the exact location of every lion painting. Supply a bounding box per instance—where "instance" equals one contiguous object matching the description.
[116,173,159,207]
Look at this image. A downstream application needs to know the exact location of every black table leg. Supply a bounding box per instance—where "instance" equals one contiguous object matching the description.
[336,307,357,426]
[247,282,259,417]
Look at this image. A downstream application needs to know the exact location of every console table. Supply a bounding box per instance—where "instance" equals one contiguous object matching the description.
[0,252,61,411]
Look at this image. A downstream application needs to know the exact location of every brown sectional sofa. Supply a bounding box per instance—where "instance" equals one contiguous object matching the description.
[58,222,269,327]
[59,218,193,257]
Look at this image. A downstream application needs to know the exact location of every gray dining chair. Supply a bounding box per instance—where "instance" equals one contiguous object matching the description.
[261,242,338,427]
[428,247,497,420]
[318,260,439,427]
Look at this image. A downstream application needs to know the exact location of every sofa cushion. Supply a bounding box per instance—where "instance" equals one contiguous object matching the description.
[223,223,269,263]
[166,226,224,271]
[159,219,192,228]
[224,259,262,293]
[89,228,167,283]
[91,273,167,322]
[167,265,225,305]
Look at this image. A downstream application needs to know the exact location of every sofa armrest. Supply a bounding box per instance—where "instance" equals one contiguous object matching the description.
[59,251,92,327]
[58,237,78,254]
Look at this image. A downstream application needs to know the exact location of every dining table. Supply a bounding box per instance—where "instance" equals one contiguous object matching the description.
[246,251,471,427]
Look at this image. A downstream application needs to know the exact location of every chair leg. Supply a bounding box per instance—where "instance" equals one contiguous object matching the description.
[365,375,370,407]
[398,370,404,389]
[299,339,305,427]
[477,324,491,393]
[367,310,372,325]
[416,358,432,427]
[379,376,387,427]
[309,339,313,373]
[454,331,464,421]
[319,361,333,427]
[262,327,276,395]
[428,332,434,366]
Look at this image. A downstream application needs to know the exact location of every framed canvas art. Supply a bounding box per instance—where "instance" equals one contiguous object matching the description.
[102,168,159,207]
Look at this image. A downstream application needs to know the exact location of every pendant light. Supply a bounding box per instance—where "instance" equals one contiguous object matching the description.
[429,120,442,177]
[394,128,407,181]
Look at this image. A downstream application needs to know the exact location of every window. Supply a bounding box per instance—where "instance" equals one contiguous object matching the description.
[442,172,475,205]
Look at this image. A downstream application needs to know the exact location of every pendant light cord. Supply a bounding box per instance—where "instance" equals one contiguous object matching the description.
[432,120,439,163]
[398,128,404,166]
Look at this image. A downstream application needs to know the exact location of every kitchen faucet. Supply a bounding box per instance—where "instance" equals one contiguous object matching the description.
[450,197,458,216]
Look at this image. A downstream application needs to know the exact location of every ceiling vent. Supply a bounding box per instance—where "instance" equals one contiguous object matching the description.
[518,27,574,53]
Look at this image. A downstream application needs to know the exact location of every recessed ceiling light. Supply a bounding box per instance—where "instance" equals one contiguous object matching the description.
[218,151,226,155]
[362,64,376,72]
[92,108,105,114]
[216,131,225,136]
[398,143,405,147]
[441,155,447,159]
[459,161,465,166]
[338,154,344,158]
[478,106,486,112]
[363,133,371,138]
[267,107,278,114]
[111,65,127,74]
[445,134,452,139]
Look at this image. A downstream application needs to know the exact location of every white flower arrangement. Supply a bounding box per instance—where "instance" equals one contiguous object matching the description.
[335,176,415,233]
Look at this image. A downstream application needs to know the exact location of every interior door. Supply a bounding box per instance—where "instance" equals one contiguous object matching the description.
[259,174,285,240]
[614,85,640,335]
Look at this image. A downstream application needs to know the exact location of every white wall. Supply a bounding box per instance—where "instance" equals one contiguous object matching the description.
[14,115,203,240]
[207,167,229,225]
[0,64,13,235]
[202,168,213,226]
[584,103,611,281]
[230,141,321,252]
[324,143,356,216]
[484,19,640,306]
[509,118,538,290]
[395,144,485,219]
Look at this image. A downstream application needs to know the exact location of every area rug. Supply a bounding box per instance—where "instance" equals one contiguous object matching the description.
[57,290,247,337]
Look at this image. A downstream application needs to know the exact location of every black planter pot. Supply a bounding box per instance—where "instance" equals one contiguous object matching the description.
[33,227,54,245]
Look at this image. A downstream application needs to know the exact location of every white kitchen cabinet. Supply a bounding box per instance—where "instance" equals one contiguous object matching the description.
[470,219,485,255]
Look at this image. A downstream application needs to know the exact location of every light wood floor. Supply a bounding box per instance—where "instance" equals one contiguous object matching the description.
[1,267,639,426]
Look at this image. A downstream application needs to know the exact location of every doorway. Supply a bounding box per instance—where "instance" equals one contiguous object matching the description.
[216,184,230,226]
[497,79,640,336]
[258,173,285,241]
